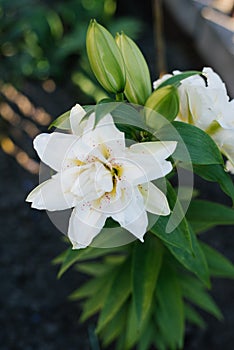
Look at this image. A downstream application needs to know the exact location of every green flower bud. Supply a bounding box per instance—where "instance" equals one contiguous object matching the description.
[86,19,126,94]
[145,85,179,129]
[115,32,151,105]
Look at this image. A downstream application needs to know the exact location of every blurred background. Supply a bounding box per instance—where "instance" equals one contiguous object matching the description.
[0,0,233,349]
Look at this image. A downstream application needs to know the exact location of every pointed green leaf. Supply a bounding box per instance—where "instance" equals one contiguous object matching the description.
[69,277,106,301]
[187,200,234,233]
[49,110,71,130]
[58,246,126,278]
[94,102,119,126]
[124,297,150,350]
[100,305,127,347]
[156,121,223,165]
[180,275,223,320]
[75,261,114,276]
[201,242,234,278]
[132,236,163,327]
[156,262,185,349]
[80,274,114,322]
[193,164,234,204]
[96,258,131,333]
[184,304,206,329]
[156,71,202,89]
[166,226,210,287]
[150,180,193,253]
[137,324,154,350]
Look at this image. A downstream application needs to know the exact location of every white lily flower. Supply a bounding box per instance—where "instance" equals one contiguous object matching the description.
[26,104,177,249]
[153,68,234,171]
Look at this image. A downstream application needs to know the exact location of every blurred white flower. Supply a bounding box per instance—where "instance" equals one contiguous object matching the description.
[154,67,234,171]
[26,104,177,248]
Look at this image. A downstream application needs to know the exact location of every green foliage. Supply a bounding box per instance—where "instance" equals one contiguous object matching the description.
[156,121,224,165]
[201,242,234,278]
[187,200,234,233]
[193,164,234,204]
[156,71,202,89]
[155,262,185,349]
[55,225,234,350]
[132,237,163,327]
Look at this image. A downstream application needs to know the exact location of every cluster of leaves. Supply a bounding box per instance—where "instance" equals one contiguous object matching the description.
[0,0,142,86]
[51,20,234,350]
[54,196,234,350]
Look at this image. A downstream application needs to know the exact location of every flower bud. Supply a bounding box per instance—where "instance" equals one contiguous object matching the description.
[145,85,179,129]
[115,32,151,105]
[86,19,126,94]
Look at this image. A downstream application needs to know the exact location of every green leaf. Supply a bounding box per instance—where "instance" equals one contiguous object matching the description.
[112,103,147,130]
[69,277,106,301]
[100,305,127,347]
[124,299,142,349]
[96,258,131,333]
[48,110,71,130]
[94,102,119,126]
[156,262,185,349]
[156,71,202,89]
[132,236,163,327]
[150,180,193,253]
[80,274,114,322]
[58,246,126,278]
[75,261,114,276]
[166,227,210,287]
[180,275,223,320]
[187,200,234,233]
[137,324,154,350]
[193,164,234,204]
[156,121,223,165]
[201,242,234,278]
[184,304,206,329]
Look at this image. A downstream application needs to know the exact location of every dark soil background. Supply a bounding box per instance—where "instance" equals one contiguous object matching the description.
[0,1,234,349]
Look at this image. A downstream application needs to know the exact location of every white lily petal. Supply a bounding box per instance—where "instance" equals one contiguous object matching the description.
[26,169,78,211]
[34,132,78,171]
[71,162,112,201]
[82,113,125,158]
[130,141,177,160]
[94,178,131,215]
[68,205,107,248]
[139,182,170,216]
[121,151,173,185]
[226,160,234,174]
[112,187,148,242]
[70,104,87,136]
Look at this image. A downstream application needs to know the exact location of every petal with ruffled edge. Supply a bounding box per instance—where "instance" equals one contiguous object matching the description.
[130,141,177,160]
[138,182,170,215]
[71,162,113,201]
[33,132,79,171]
[70,104,95,136]
[111,187,148,242]
[68,204,107,249]
[120,141,176,185]
[82,113,125,159]
[26,167,80,210]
